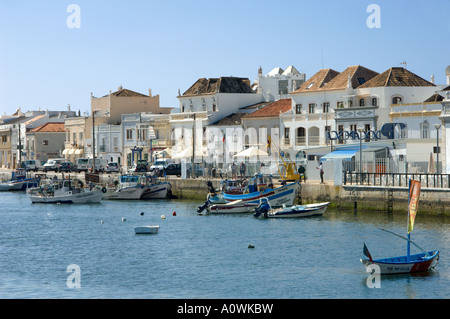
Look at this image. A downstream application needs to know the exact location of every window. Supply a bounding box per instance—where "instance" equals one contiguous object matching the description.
[359,99,365,106]
[323,102,330,113]
[212,103,217,112]
[79,132,83,141]
[308,103,316,114]
[306,82,314,89]
[357,77,366,85]
[337,101,344,108]
[420,121,429,138]
[295,104,302,114]
[372,97,377,106]
[43,140,48,146]
[392,96,402,104]
[284,127,290,145]
[126,129,133,140]
[73,132,76,143]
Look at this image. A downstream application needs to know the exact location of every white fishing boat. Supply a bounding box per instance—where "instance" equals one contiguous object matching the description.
[198,199,259,215]
[28,178,103,204]
[141,181,172,199]
[0,169,40,191]
[253,200,329,218]
[135,225,159,234]
[102,175,147,200]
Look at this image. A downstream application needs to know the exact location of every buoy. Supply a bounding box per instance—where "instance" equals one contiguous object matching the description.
[248,244,255,249]
[140,212,144,216]
[173,211,176,216]
[122,217,126,222]
[101,220,104,224]
[161,215,166,219]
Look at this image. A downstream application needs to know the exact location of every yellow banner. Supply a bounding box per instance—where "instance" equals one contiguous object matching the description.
[408,180,421,233]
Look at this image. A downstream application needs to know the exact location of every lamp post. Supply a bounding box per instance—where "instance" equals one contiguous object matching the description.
[358,128,364,185]
[434,123,441,175]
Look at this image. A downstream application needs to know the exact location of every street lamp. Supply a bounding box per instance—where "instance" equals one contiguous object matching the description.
[358,128,364,185]
[434,123,441,175]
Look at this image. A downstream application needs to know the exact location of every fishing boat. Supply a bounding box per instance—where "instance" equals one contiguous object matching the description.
[102,175,147,200]
[28,178,103,204]
[221,174,301,208]
[253,200,329,218]
[360,179,439,274]
[198,199,259,215]
[141,181,172,199]
[0,169,40,191]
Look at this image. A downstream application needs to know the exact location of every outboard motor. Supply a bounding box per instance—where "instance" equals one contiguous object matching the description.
[197,200,210,214]
[253,198,271,218]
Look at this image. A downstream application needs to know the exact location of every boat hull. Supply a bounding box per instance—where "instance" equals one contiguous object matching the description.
[103,186,146,200]
[268,202,329,218]
[135,226,159,234]
[141,182,171,199]
[0,179,39,191]
[360,250,439,274]
[222,182,300,207]
[30,189,104,204]
[206,200,259,214]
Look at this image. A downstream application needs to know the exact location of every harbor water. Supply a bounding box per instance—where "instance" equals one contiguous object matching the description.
[0,191,449,299]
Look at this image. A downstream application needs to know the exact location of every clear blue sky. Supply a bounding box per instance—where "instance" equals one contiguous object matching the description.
[0,0,449,116]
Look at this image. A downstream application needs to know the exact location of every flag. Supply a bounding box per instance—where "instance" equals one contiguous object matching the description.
[407,180,421,233]
[363,243,373,262]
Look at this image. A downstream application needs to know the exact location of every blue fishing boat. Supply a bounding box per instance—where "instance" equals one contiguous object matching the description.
[360,180,439,274]
[253,199,329,218]
[221,174,301,208]
[0,168,40,191]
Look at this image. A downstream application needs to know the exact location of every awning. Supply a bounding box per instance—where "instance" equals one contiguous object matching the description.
[62,149,69,155]
[68,149,75,155]
[321,149,358,161]
[75,149,84,155]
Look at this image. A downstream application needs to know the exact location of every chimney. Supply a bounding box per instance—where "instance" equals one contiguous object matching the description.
[430,74,435,84]
[148,89,152,97]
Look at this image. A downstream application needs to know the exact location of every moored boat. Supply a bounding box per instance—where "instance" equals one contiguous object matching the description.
[28,178,103,204]
[135,225,159,234]
[360,179,439,275]
[199,199,259,215]
[0,169,40,191]
[253,200,329,218]
[222,174,301,208]
[102,175,147,200]
[141,181,172,199]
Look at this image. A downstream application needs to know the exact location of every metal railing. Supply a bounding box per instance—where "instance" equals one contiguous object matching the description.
[343,171,450,188]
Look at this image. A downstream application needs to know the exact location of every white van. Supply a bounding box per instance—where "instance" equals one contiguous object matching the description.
[88,158,108,172]
[23,160,40,171]
[43,158,65,172]
[75,158,90,172]
[150,158,173,171]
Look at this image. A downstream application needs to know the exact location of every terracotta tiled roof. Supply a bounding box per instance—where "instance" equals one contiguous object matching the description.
[182,77,254,96]
[112,88,148,97]
[30,122,65,133]
[322,65,379,90]
[292,65,379,93]
[358,67,435,88]
[424,93,444,103]
[210,113,246,126]
[242,99,292,118]
[292,68,340,93]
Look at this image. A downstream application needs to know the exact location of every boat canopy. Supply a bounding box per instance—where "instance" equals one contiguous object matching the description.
[321,149,358,161]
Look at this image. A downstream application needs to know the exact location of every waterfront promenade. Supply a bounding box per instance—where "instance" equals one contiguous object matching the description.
[2,168,449,215]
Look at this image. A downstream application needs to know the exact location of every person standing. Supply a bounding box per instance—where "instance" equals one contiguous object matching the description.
[297,164,306,183]
[231,162,237,179]
[239,162,246,178]
[317,162,324,184]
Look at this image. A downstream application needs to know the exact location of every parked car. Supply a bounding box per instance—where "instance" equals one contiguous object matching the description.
[58,161,75,172]
[164,163,181,177]
[43,159,65,172]
[106,162,120,173]
[129,160,149,172]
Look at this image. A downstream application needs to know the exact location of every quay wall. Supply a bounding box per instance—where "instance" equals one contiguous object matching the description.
[166,177,450,215]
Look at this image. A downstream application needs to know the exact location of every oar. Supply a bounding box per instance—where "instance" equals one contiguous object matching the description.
[378,228,429,256]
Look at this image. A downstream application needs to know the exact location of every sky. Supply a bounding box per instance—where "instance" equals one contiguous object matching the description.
[0,0,449,116]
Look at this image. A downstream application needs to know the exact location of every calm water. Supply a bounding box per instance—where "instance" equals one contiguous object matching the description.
[0,191,449,299]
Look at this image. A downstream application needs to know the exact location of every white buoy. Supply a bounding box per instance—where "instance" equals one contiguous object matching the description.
[161,215,166,219]
[122,217,126,222]
[101,220,104,224]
